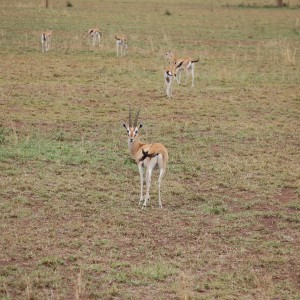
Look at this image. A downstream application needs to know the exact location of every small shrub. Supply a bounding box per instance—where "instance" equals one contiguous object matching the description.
[165,9,171,16]
[66,1,73,7]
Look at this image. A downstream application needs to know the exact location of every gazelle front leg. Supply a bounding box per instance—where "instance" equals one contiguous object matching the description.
[138,163,144,205]
[167,80,172,98]
[165,78,170,98]
[143,167,152,208]
[176,69,182,85]
[166,82,170,98]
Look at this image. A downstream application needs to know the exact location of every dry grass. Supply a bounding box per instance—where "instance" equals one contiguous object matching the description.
[0,0,299,299]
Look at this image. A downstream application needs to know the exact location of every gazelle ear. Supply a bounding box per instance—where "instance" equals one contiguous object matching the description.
[123,123,128,129]
[139,123,143,129]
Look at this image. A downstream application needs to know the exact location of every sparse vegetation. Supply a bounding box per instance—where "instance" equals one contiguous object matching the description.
[165,9,172,15]
[0,0,299,299]
[66,1,73,7]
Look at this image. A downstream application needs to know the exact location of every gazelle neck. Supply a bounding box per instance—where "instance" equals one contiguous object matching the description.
[128,136,143,156]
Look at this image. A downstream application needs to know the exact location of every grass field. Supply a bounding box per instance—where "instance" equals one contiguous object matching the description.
[0,0,300,299]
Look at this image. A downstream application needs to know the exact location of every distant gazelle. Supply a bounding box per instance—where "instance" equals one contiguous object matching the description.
[164,63,177,98]
[123,107,168,208]
[164,50,199,87]
[85,28,102,47]
[115,35,127,56]
[41,30,52,53]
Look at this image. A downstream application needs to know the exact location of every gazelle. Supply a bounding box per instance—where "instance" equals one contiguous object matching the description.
[85,28,102,47]
[123,107,168,208]
[115,35,128,56]
[41,30,52,53]
[164,63,176,98]
[164,50,199,87]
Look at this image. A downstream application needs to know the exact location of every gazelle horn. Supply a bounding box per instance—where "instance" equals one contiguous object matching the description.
[133,107,141,128]
[129,105,132,128]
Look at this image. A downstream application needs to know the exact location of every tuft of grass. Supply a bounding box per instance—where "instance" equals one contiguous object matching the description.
[38,256,65,268]
[132,262,178,282]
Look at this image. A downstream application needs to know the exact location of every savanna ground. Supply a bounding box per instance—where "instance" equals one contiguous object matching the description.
[0,0,300,299]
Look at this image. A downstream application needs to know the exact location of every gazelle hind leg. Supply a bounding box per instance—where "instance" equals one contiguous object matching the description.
[186,64,195,87]
[157,154,165,208]
[184,70,190,85]
[165,81,168,96]
[191,64,195,87]
[158,168,165,208]
[41,36,45,52]
[143,158,157,208]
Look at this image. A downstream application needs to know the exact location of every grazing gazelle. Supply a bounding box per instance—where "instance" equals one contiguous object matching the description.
[85,28,102,47]
[123,107,168,208]
[41,30,52,53]
[164,50,199,87]
[115,35,127,56]
[164,63,177,98]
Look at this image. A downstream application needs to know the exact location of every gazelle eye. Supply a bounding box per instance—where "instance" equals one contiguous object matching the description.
[135,130,138,134]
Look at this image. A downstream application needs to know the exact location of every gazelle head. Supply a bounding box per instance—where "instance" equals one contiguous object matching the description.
[123,107,143,143]
[163,50,175,60]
